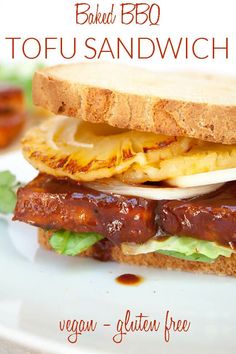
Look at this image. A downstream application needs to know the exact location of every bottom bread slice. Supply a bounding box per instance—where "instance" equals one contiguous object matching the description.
[38,229,236,276]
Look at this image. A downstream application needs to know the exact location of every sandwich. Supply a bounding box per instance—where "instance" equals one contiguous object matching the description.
[13,62,236,276]
[0,85,25,148]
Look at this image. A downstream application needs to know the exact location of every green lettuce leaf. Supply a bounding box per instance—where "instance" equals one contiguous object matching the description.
[157,250,215,263]
[49,230,104,256]
[0,171,18,214]
[0,171,16,187]
[0,188,16,214]
[121,236,233,263]
[49,230,233,263]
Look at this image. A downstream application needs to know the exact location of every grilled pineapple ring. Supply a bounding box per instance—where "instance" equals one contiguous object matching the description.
[22,116,236,183]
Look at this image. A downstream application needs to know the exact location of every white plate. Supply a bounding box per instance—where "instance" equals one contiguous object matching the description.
[0,151,235,354]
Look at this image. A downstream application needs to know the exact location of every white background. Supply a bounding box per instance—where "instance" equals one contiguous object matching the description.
[0,0,236,74]
[0,1,236,354]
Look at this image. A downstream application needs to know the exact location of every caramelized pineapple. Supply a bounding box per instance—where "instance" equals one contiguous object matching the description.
[122,142,236,183]
[22,116,193,181]
[22,116,236,183]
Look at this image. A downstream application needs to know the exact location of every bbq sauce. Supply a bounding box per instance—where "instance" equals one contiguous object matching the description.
[14,174,236,249]
[115,274,143,286]
[14,173,158,245]
[92,239,113,261]
[158,182,236,247]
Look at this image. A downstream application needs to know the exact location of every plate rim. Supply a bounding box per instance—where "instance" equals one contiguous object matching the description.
[0,323,105,354]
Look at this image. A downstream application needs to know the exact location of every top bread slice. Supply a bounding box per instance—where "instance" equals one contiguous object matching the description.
[32,62,236,144]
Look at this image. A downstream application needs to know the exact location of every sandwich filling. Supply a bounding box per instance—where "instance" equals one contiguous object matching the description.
[0,86,25,148]
[13,116,236,263]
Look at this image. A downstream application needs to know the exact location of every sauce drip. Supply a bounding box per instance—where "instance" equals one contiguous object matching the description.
[115,274,143,286]
[92,239,113,261]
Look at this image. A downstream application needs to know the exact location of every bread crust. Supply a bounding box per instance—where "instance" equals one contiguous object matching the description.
[33,63,236,144]
[38,229,236,277]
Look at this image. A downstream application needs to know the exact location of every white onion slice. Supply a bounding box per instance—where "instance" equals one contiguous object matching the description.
[45,115,94,150]
[84,179,223,200]
[60,118,94,148]
[46,116,68,150]
[167,168,236,188]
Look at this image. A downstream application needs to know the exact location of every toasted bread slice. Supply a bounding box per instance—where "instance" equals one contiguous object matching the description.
[38,229,236,277]
[33,62,236,144]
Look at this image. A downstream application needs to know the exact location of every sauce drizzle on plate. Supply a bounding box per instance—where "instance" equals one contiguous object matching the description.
[115,273,143,286]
